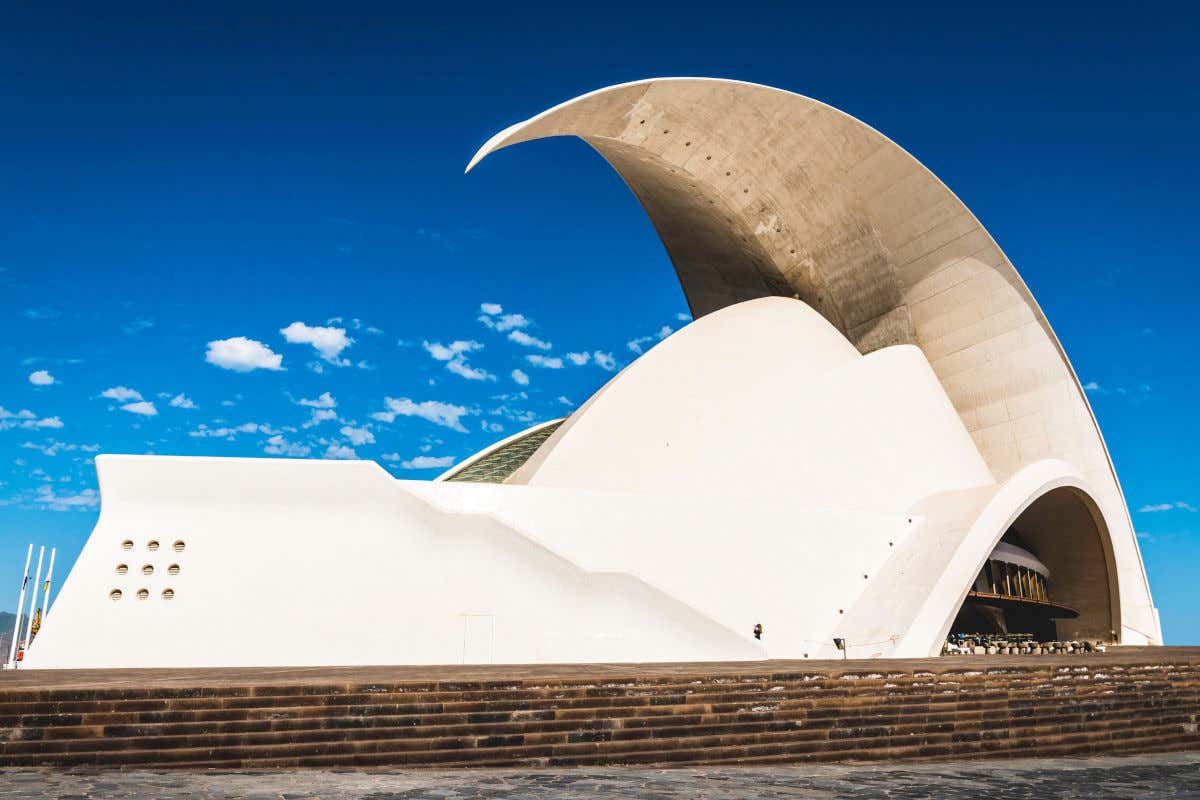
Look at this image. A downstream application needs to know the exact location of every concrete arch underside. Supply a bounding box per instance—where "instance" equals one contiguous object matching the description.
[931,476,1123,648]
[469,78,1160,645]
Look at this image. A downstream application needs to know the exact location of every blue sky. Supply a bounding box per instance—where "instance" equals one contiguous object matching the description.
[2,3,1197,642]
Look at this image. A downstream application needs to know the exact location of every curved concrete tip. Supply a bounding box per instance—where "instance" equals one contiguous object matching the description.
[465,120,529,173]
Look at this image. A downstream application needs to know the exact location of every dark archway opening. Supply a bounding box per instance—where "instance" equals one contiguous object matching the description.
[950,487,1117,643]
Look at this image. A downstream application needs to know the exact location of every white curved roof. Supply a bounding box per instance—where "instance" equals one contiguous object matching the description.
[468,77,1158,642]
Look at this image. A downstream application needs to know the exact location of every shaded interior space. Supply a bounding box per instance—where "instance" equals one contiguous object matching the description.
[950,487,1117,642]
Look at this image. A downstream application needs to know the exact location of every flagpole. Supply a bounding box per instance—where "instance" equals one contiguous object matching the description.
[20,547,44,662]
[6,544,33,668]
[41,548,57,619]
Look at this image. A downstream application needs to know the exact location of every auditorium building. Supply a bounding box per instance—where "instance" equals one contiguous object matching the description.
[24,78,1161,668]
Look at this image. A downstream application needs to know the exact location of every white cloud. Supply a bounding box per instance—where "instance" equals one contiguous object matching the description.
[676,312,691,321]
[34,485,98,511]
[400,455,456,470]
[302,408,338,428]
[121,318,154,334]
[627,325,673,355]
[526,354,563,369]
[482,420,503,433]
[566,352,590,366]
[168,393,197,409]
[206,337,284,372]
[280,321,353,364]
[120,401,157,416]
[489,404,536,424]
[424,340,493,381]
[478,312,529,332]
[0,406,63,431]
[1138,501,1197,513]
[323,443,357,460]
[593,351,617,371]
[371,397,472,432]
[511,369,530,386]
[557,396,574,407]
[340,425,375,446]
[189,422,271,439]
[380,452,401,462]
[19,440,96,456]
[28,370,55,386]
[480,302,503,316]
[1084,381,1152,400]
[507,330,552,350]
[297,392,337,409]
[325,316,378,333]
[101,386,142,402]
[424,340,482,361]
[262,434,311,457]
[445,358,495,381]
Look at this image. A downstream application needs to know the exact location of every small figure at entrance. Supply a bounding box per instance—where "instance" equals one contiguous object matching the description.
[753,623,763,640]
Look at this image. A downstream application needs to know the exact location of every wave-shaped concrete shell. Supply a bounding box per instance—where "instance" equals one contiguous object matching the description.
[469,78,1160,644]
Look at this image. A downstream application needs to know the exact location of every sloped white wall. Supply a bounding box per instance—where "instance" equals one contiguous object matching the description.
[25,456,760,669]
[412,480,913,659]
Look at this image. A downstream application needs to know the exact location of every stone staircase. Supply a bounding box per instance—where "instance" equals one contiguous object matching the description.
[1,651,1198,769]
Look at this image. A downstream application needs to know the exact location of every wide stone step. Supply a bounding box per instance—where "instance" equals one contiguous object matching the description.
[10,681,1193,749]
[2,653,1198,768]
[6,662,1194,714]
[4,666,1196,727]
[0,691,1191,765]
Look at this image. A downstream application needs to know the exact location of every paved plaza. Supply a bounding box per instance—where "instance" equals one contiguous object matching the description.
[1,752,1198,799]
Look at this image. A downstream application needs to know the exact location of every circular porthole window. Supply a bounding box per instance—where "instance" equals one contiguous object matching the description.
[168,564,180,576]
[136,588,149,600]
[147,540,160,552]
[161,589,175,600]
[109,589,123,601]
[121,540,134,551]
[142,564,154,576]
[116,564,128,575]
[173,540,185,553]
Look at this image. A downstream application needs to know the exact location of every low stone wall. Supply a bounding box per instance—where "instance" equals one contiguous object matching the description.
[0,649,1197,768]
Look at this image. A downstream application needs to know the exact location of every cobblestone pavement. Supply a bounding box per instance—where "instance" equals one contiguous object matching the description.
[1,753,1198,799]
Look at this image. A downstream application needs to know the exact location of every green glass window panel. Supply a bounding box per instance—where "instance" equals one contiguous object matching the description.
[443,421,564,484]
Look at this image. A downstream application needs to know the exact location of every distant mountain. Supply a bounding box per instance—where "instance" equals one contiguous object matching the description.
[0,612,30,657]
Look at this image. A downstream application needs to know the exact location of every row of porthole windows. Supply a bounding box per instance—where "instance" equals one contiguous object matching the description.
[115,563,180,576]
[110,588,174,601]
[121,539,185,552]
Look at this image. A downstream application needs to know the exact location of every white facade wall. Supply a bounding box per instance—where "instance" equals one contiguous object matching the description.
[23,297,1119,669]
